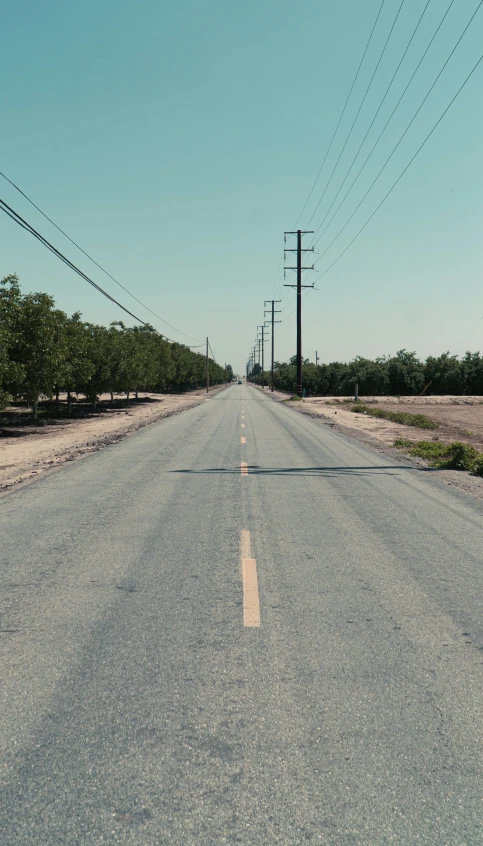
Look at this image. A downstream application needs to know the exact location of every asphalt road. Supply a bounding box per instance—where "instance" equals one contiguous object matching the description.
[1,384,483,845]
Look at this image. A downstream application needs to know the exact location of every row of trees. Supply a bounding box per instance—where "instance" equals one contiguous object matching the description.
[0,274,228,418]
[249,350,483,396]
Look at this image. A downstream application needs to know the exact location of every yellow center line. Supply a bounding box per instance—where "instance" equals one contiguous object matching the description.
[241,423,245,428]
[240,529,251,560]
[241,436,246,444]
[240,530,260,627]
[240,461,248,475]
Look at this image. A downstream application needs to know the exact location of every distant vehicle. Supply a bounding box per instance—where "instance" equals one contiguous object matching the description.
[238,380,242,384]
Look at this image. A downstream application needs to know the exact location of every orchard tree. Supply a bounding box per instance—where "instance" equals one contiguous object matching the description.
[63,313,95,412]
[9,292,68,421]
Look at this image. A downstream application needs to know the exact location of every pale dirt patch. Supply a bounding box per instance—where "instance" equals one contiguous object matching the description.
[273,393,483,449]
[264,389,483,501]
[0,389,221,494]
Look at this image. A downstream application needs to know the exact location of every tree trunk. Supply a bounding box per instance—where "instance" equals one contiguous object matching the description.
[67,391,72,415]
[92,395,97,411]
[55,388,59,408]
[126,391,130,403]
[110,392,114,406]
[135,389,139,400]
[32,394,39,423]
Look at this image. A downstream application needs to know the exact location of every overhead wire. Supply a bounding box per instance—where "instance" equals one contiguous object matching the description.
[312,0,483,266]
[0,170,201,342]
[294,0,387,229]
[0,198,204,348]
[309,0,434,246]
[316,46,483,280]
[272,0,390,305]
[305,0,407,229]
[455,316,483,352]
[310,0,457,251]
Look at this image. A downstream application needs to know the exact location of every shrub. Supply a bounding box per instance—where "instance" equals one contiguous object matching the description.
[443,442,481,472]
[352,405,438,429]
[394,438,483,474]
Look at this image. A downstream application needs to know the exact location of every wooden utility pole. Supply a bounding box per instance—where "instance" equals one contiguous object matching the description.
[257,325,268,389]
[284,230,315,397]
[265,300,281,392]
[206,337,209,393]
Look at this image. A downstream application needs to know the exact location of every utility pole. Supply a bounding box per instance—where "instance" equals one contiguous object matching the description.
[315,351,319,366]
[265,300,281,391]
[206,337,209,393]
[284,230,315,397]
[249,347,255,382]
[257,325,268,389]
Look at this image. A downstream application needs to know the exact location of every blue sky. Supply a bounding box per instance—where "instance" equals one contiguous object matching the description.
[1,0,483,373]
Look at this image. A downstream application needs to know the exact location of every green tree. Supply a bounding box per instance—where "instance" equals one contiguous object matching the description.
[0,274,25,408]
[424,353,464,395]
[63,313,95,412]
[461,352,483,395]
[9,292,68,421]
[80,324,112,409]
[387,350,424,395]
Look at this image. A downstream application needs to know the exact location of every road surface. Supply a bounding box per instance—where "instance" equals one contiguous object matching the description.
[1,384,483,844]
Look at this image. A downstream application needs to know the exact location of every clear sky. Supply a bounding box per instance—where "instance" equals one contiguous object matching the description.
[1,0,483,373]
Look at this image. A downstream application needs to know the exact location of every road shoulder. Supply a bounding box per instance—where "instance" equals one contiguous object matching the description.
[0,387,226,496]
[256,386,483,503]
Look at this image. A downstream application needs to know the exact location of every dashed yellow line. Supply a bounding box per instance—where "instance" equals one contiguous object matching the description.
[241,423,245,428]
[241,436,246,444]
[240,461,248,476]
[240,530,260,627]
[240,529,251,560]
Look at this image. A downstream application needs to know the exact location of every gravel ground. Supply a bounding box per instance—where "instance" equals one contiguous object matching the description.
[0,387,225,494]
[261,388,483,502]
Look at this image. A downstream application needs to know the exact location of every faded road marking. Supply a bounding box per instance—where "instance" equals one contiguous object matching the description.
[240,530,260,627]
[242,559,260,627]
[241,424,245,428]
[241,436,246,444]
[240,462,248,476]
[240,529,251,560]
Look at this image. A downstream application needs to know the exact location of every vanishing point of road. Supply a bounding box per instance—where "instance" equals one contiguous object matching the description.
[1,385,483,844]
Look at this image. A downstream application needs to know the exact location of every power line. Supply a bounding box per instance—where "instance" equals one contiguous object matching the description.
[294,0,387,229]
[310,0,434,245]
[455,316,483,352]
[311,0,457,251]
[272,0,387,305]
[316,47,483,280]
[0,198,202,347]
[313,0,483,263]
[305,0,407,229]
[0,170,201,342]
[269,253,284,298]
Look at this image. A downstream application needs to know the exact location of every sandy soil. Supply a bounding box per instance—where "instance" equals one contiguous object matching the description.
[266,390,483,501]
[0,389,221,494]
[283,395,483,450]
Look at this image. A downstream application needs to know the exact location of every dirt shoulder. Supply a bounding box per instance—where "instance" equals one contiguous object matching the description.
[0,387,224,494]
[264,389,483,502]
